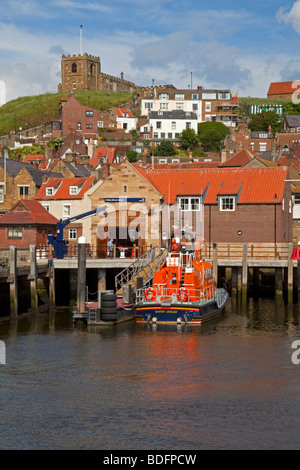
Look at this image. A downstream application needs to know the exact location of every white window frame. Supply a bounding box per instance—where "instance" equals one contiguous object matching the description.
[159,93,169,99]
[69,228,77,240]
[46,187,54,196]
[178,197,201,211]
[176,103,184,109]
[220,196,235,211]
[205,102,211,112]
[175,93,185,100]
[69,186,78,195]
[0,185,4,203]
[63,204,71,218]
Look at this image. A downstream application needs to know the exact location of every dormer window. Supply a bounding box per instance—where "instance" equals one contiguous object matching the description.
[70,186,78,195]
[219,196,235,211]
[46,188,54,196]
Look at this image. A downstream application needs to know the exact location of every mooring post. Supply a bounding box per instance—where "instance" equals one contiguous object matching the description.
[212,243,218,284]
[29,245,38,313]
[9,246,18,319]
[288,243,294,304]
[98,268,106,292]
[275,268,283,301]
[77,236,87,314]
[242,243,248,305]
[49,258,55,309]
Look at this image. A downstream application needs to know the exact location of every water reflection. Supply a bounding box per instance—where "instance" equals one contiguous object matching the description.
[1,298,300,450]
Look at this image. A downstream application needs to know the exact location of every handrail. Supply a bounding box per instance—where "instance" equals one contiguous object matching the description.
[136,284,227,305]
[115,246,155,293]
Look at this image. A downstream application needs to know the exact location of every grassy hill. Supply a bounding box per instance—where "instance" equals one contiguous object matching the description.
[0,90,136,136]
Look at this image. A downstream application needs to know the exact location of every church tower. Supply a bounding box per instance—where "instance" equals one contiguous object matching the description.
[58,53,101,93]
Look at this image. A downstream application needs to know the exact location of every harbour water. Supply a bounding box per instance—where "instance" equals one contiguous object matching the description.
[1,298,300,450]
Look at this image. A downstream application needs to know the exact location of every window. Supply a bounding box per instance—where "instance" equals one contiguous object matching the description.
[294,194,300,205]
[159,93,169,99]
[160,103,168,110]
[86,111,94,117]
[156,121,162,129]
[192,104,198,111]
[8,226,22,238]
[63,204,71,218]
[205,102,211,112]
[0,185,4,203]
[86,124,93,129]
[175,93,184,100]
[72,63,77,73]
[124,185,127,193]
[176,103,184,109]
[178,197,201,211]
[205,115,211,122]
[161,132,165,138]
[153,132,159,138]
[192,94,198,100]
[77,122,81,130]
[218,92,230,99]
[220,197,235,211]
[18,186,29,199]
[42,204,50,212]
[172,122,176,129]
[69,228,77,240]
[46,188,54,196]
[158,158,167,164]
[259,143,267,152]
[144,102,153,109]
[97,121,103,128]
[73,82,76,90]
[69,186,78,195]
[186,122,191,129]
[202,92,216,99]
[168,133,172,139]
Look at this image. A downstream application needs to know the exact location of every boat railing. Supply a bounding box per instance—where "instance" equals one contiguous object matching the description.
[137,284,226,305]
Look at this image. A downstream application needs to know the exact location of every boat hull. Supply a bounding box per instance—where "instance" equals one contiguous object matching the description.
[134,295,228,325]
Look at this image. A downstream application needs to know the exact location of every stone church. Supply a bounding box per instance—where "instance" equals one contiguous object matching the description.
[57,53,137,94]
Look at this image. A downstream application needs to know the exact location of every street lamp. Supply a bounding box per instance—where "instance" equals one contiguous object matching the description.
[274,193,278,252]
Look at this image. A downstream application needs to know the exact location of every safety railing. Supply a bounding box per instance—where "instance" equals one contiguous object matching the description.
[136,284,225,305]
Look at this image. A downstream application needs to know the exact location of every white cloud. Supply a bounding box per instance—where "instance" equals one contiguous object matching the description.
[50,0,110,12]
[276,1,300,33]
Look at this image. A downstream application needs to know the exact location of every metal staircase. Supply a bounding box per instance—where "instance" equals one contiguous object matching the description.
[115,247,168,295]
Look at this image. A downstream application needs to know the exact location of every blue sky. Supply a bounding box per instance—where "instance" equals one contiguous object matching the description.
[1,0,300,101]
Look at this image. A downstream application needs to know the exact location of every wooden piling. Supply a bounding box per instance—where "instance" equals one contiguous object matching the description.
[288,243,294,304]
[29,245,38,313]
[77,237,87,314]
[98,268,106,291]
[275,268,283,301]
[9,246,18,319]
[242,243,248,305]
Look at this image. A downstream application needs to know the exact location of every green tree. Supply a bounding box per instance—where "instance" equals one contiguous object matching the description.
[180,128,199,149]
[248,111,283,134]
[126,150,138,162]
[47,137,63,151]
[198,122,230,152]
[154,140,176,156]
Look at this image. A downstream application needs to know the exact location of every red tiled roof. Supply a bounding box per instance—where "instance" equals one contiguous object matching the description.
[219,149,259,167]
[90,147,116,167]
[35,176,95,200]
[134,166,288,204]
[23,154,45,163]
[268,81,295,96]
[115,108,134,118]
[278,154,300,170]
[0,200,58,225]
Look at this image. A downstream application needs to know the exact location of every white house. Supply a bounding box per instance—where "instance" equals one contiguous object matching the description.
[142,87,203,122]
[147,110,198,146]
[114,108,138,133]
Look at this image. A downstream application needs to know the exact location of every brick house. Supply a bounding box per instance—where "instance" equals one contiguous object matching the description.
[267,81,296,100]
[0,157,62,215]
[221,122,276,161]
[0,199,58,249]
[54,93,101,141]
[134,165,293,245]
